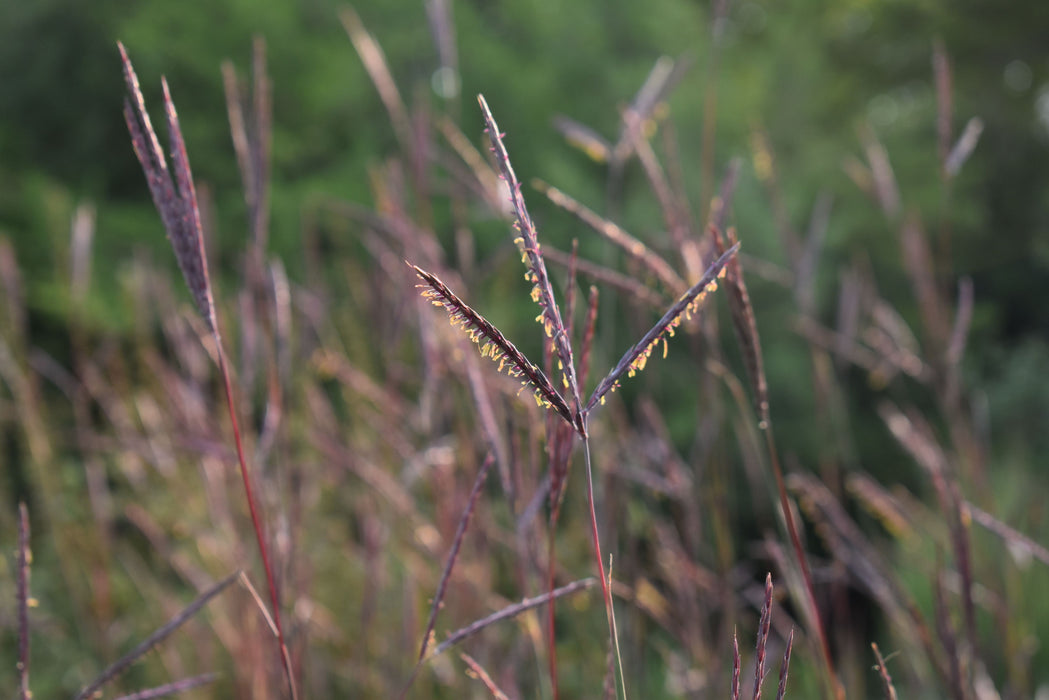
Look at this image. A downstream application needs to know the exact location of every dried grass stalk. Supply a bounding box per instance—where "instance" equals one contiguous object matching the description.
[552,115,612,163]
[431,578,596,658]
[945,118,983,177]
[460,653,510,700]
[341,6,412,152]
[534,179,685,293]
[113,673,220,700]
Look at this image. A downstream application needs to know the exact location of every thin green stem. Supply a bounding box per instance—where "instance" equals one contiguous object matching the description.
[547,525,560,700]
[581,429,619,696]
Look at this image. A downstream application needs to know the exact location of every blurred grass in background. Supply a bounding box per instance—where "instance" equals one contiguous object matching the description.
[1,0,1048,697]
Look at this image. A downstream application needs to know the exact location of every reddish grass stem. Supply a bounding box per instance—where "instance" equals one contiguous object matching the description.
[217,344,296,698]
[119,43,295,697]
[763,427,840,699]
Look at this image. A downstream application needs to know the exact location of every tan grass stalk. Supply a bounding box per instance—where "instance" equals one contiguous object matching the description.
[860,125,902,219]
[552,114,612,163]
[898,216,950,352]
[933,568,966,700]
[113,673,220,700]
[965,502,1049,568]
[578,286,600,395]
[222,36,272,256]
[534,179,685,294]
[635,133,699,279]
[437,115,506,214]
[544,246,666,309]
[945,278,974,403]
[871,643,900,700]
[705,158,742,239]
[944,118,983,177]
[430,578,597,658]
[340,6,412,153]
[460,653,511,700]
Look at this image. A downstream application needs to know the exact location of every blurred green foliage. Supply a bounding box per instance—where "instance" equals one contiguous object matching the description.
[2,0,1046,416]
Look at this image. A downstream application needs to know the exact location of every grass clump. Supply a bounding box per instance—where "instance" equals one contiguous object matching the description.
[3,8,1048,700]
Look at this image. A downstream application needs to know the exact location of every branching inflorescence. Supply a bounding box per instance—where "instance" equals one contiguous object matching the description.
[411,94,738,439]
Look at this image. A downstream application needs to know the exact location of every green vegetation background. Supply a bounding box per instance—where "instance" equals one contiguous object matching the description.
[2,0,1048,696]
[3,0,1047,450]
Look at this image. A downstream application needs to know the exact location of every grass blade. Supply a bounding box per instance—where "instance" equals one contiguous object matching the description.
[17,502,31,700]
[966,502,1049,568]
[945,118,983,177]
[429,578,597,659]
[113,674,220,700]
[417,455,495,662]
[74,572,239,700]
[534,179,685,293]
[544,246,666,309]
[714,226,769,427]
[933,39,953,174]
